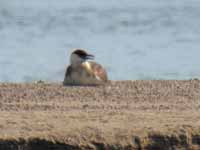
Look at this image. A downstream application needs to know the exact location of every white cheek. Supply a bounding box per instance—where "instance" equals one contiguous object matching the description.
[71,54,83,65]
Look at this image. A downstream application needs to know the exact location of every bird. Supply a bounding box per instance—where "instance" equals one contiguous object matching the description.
[63,49,108,86]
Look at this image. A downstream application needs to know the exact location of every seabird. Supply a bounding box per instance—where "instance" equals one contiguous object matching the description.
[63,49,108,85]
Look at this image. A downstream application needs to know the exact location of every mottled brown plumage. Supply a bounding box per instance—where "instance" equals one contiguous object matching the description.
[86,61,108,82]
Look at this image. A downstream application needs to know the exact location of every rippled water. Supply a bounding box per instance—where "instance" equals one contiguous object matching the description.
[1,0,200,82]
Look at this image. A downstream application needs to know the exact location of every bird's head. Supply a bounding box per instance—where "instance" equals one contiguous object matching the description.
[70,49,94,66]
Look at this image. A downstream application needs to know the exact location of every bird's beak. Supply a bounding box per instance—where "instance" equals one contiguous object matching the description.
[85,54,94,60]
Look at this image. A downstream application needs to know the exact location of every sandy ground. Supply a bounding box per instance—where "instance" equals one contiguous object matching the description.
[0,80,200,150]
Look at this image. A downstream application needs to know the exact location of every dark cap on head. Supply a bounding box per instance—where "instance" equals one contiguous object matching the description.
[73,49,88,56]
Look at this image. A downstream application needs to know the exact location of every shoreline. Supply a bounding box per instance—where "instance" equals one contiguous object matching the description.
[0,80,200,150]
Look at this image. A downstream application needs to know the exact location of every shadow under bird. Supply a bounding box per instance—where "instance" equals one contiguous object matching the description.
[63,49,108,86]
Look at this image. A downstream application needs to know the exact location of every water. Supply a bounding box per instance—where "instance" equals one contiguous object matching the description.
[1,0,200,82]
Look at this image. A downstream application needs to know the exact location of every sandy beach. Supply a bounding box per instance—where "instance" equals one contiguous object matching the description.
[0,80,200,150]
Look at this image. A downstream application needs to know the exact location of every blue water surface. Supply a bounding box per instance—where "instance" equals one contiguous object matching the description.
[0,0,200,82]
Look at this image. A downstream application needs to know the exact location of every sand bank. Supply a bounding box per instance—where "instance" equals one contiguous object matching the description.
[0,80,200,150]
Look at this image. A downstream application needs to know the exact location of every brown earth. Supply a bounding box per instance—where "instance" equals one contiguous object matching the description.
[0,80,200,150]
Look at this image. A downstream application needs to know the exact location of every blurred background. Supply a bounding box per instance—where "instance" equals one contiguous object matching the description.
[0,0,200,82]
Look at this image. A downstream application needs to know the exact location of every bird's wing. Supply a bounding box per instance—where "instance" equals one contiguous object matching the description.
[86,61,108,82]
[65,65,73,77]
